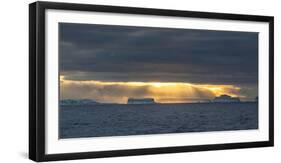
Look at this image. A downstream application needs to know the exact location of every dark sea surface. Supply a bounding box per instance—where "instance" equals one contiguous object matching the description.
[59,102,258,139]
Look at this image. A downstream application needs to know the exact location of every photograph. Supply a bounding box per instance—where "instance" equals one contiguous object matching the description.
[59,23,259,139]
[29,1,273,161]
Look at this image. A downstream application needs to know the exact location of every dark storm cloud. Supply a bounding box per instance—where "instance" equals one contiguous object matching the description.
[59,23,258,85]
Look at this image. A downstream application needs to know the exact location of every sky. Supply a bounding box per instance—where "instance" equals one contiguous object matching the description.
[59,23,258,103]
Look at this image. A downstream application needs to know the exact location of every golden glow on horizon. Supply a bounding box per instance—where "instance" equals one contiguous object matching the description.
[60,75,243,103]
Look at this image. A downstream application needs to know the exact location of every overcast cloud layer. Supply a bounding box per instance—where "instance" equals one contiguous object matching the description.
[59,23,258,101]
[59,23,258,86]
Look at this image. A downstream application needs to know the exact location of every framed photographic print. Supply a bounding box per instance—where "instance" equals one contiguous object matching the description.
[29,1,274,162]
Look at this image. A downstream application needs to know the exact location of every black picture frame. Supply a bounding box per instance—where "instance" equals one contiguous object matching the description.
[29,1,274,162]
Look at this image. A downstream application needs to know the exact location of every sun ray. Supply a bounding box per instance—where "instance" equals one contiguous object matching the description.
[60,76,242,103]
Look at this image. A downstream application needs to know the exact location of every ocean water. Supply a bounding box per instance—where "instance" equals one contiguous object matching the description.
[59,102,258,139]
